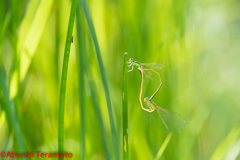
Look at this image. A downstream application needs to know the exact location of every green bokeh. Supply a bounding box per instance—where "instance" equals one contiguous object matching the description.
[0,0,240,160]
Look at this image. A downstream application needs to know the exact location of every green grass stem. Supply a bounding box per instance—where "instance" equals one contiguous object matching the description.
[79,0,119,159]
[154,133,173,160]
[0,67,28,160]
[76,3,86,160]
[122,52,129,160]
[0,9,10,46]
[55,0,60,84]
[58,0,78,159]
[88,80,112,160]
[210,125,240,160]
[81,51,112,159]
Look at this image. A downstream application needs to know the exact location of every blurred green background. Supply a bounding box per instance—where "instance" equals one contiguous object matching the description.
[1,0,240,160]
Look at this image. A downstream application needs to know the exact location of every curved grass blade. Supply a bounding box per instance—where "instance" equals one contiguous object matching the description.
[58,0,78,159]
[88,80,112,160]
[82,52,112,159]
[18,0,54,81]
[211,125,240,160]
[141,62,164,70]
[154,132,173,160]
[79,0,119,159]
[156,106,188,134]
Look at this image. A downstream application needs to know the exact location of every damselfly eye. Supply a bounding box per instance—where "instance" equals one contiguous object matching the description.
[129,58,133,62]
[144,97,149,102]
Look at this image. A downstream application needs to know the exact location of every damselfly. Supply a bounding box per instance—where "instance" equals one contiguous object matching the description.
[127,58,164,82]
[138,68,162,112]
[144,97,188,134]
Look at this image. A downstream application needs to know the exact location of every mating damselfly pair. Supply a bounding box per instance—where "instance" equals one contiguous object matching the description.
[127,58,188,134]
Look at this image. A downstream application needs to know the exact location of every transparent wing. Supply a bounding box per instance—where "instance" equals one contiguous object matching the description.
[143,70,155,83]
[157,110,170,134]
[156,106,188,133]
[141,62,164,70]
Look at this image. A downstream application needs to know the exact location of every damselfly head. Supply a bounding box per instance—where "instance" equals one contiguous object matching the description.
[129,58,133,62]
[144,97,149,102]
[127,58,133,65]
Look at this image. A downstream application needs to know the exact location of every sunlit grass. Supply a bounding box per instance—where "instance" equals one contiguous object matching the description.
[76,2,86,159]
[80,0,119,159]
[0,0,240,159]
[0,67,28,160]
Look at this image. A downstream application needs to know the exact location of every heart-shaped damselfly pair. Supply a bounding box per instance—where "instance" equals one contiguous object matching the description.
[127,58,188,134]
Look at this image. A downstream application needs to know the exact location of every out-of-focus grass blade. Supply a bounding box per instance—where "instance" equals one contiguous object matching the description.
[76,3,86,160]
[54,0,60,83]
[224,137,240,160]
[88,80,112,160]
[76,7,111,158]
[211,125,240,160]
[0,0,7,30]
[18,0,54,80]
[0,10,11,45]
[58,0,78,159]
[9,0,54,98]
[81,43,112,159]
[0,67,28,160]
[79,0,119,159]
[154,133,173,160]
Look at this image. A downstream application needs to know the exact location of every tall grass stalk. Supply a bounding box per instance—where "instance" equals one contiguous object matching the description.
[76,3,86,159]
[0,10,10,46]
[79,0,119,159]
[154,133,173,160]
[81,51,112,159]
[122,52,129,159]
[58,0,78,159]
[88,80,112,160]
[55,0,60,84]
[210,125,240,160]
[0,68,28,160]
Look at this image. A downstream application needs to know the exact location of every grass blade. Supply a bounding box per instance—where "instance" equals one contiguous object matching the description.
[0,9,11,45]
[79,0,119,159]
[154,133,173,160]
[122,52,129,160]
[88,80,112,160]
[9,0,54,99]
[81,50,112,159]
[211,125,240,160]
[54,0,60,83]
[0,67,28,160]
[58,0,78,159]
[18,0,54,81]
[76,3,86,160]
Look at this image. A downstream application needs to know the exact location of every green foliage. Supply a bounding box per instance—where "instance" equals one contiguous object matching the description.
[1,0,240,159]
[0,67,28,160]
[79,0,119,159]
[76,3,86,160]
